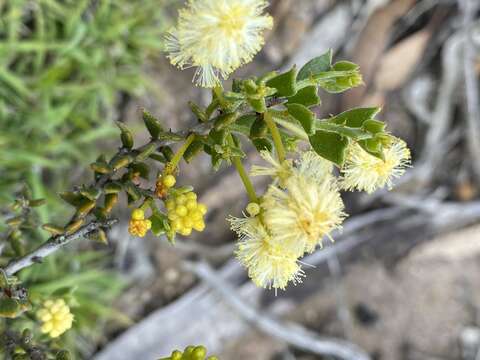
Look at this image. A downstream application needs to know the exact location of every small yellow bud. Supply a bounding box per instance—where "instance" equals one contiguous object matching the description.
[176,194,187,205]
[180,227,192,236]
[186,199,197,210]
[246,202,260,216]
[186,192,197,201]
[163,174,176,188]
[131,209,145,221]
[175,205,188,217]
[165,200,175,211]
[197,203,207,215]
[183,218,193,229]
[193,220,205,232]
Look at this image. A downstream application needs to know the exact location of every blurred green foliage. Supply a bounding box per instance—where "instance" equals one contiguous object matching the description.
[0,0,173,355]
[0,0,171,211]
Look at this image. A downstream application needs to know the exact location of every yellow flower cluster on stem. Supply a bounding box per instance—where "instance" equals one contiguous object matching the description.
[166,191,207,236]
[36,299,74,338]
[128,209,152,238]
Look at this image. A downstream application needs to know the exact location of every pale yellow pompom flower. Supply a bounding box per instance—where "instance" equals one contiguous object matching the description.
[341,138,411,194]
[250,150,293,188]
[229,215,304,290]
[36,299,74,338]
[165,0,273,87]
[263,173,346,257]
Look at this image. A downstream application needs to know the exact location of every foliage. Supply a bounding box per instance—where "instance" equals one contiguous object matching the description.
[0,0,172,210]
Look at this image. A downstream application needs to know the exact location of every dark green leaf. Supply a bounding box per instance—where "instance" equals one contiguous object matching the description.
[150,213,167,236]
[142,110,164,139]
[363,119,386,134]
[252,138,273,152]
[297,50,333,81]
[214,112,238,130]
[250,116,268,139]
[330,107,381,127]
[286,86,320,107]
[286,103,315,135]
[317,122,372,140]
[115,122,134,149]
[184,139,204,162]
[309,130,349,166]
[266,67,297,97]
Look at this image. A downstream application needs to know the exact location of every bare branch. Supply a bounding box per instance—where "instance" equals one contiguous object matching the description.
[460,1,480,180]
[183,260,371,360]
[3,219,117,276]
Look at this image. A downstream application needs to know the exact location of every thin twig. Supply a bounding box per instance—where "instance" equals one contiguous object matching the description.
[3,219,117,276]
[460,1,480,180]
[183,261,371,360]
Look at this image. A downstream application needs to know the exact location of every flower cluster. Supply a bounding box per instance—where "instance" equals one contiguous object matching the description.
[36,299,74,338]
[155,174,177,198]
[341,138,410,193]
[165,0,273,87]
[230,151,344,290]
[160,345,218,360]
[128,209,152,238]
[166,191,207,236]
[231,142,410,290]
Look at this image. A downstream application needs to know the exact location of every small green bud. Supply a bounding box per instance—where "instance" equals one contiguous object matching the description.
[56,350,72,360]
[116,122,134,149]
[65,218,84,234]
[112,155,132,171]
[42,224,65,235]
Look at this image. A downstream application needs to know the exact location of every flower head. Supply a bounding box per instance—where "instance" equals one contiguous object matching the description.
[165,0,273,87]
[166,191,207,236]
[263,174,345,257]
[250,150,293,188]
[341,138,411,193]
[36,299,74,338]
[129,209,152,238]
[229,215,304,290]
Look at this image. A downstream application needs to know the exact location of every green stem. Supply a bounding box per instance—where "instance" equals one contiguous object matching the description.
[168,133,195,170]
[264,111,286,162]
[228,135,258,203]
[270,115,309,140]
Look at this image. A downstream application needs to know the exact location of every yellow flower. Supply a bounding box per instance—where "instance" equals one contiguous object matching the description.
[229,216,304,290]
[36,299,74,338]
[263,173,346,257]
[166,191,207,236]
[165,0,273,87]
[250,150,293,188]
[129,209,152,237]
[341,138,411,194]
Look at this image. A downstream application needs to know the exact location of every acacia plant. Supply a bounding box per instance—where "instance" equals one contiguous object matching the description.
[0,0,410,358]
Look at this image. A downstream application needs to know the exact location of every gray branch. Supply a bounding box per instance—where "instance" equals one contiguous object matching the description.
[183,261,371,360]
[3,219,117,276]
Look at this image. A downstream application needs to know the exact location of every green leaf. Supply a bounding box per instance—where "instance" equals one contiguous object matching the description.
[130,162,150,179]
[266,67,297,97]
[297,50,333,81]
[309,130,349,166]
[317,122,372,140]
[142,110,164,139]
[250,116,268,139]
[184,139,204,162]
[317,61,363,93]
[150,213,167,236]
[252,138,273,152]
[363,119,386,134]
[286,86,320,107]
[115,122,134,150]
[330,107,381,127]
[286,103,315,135]
[214,112,238,130]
